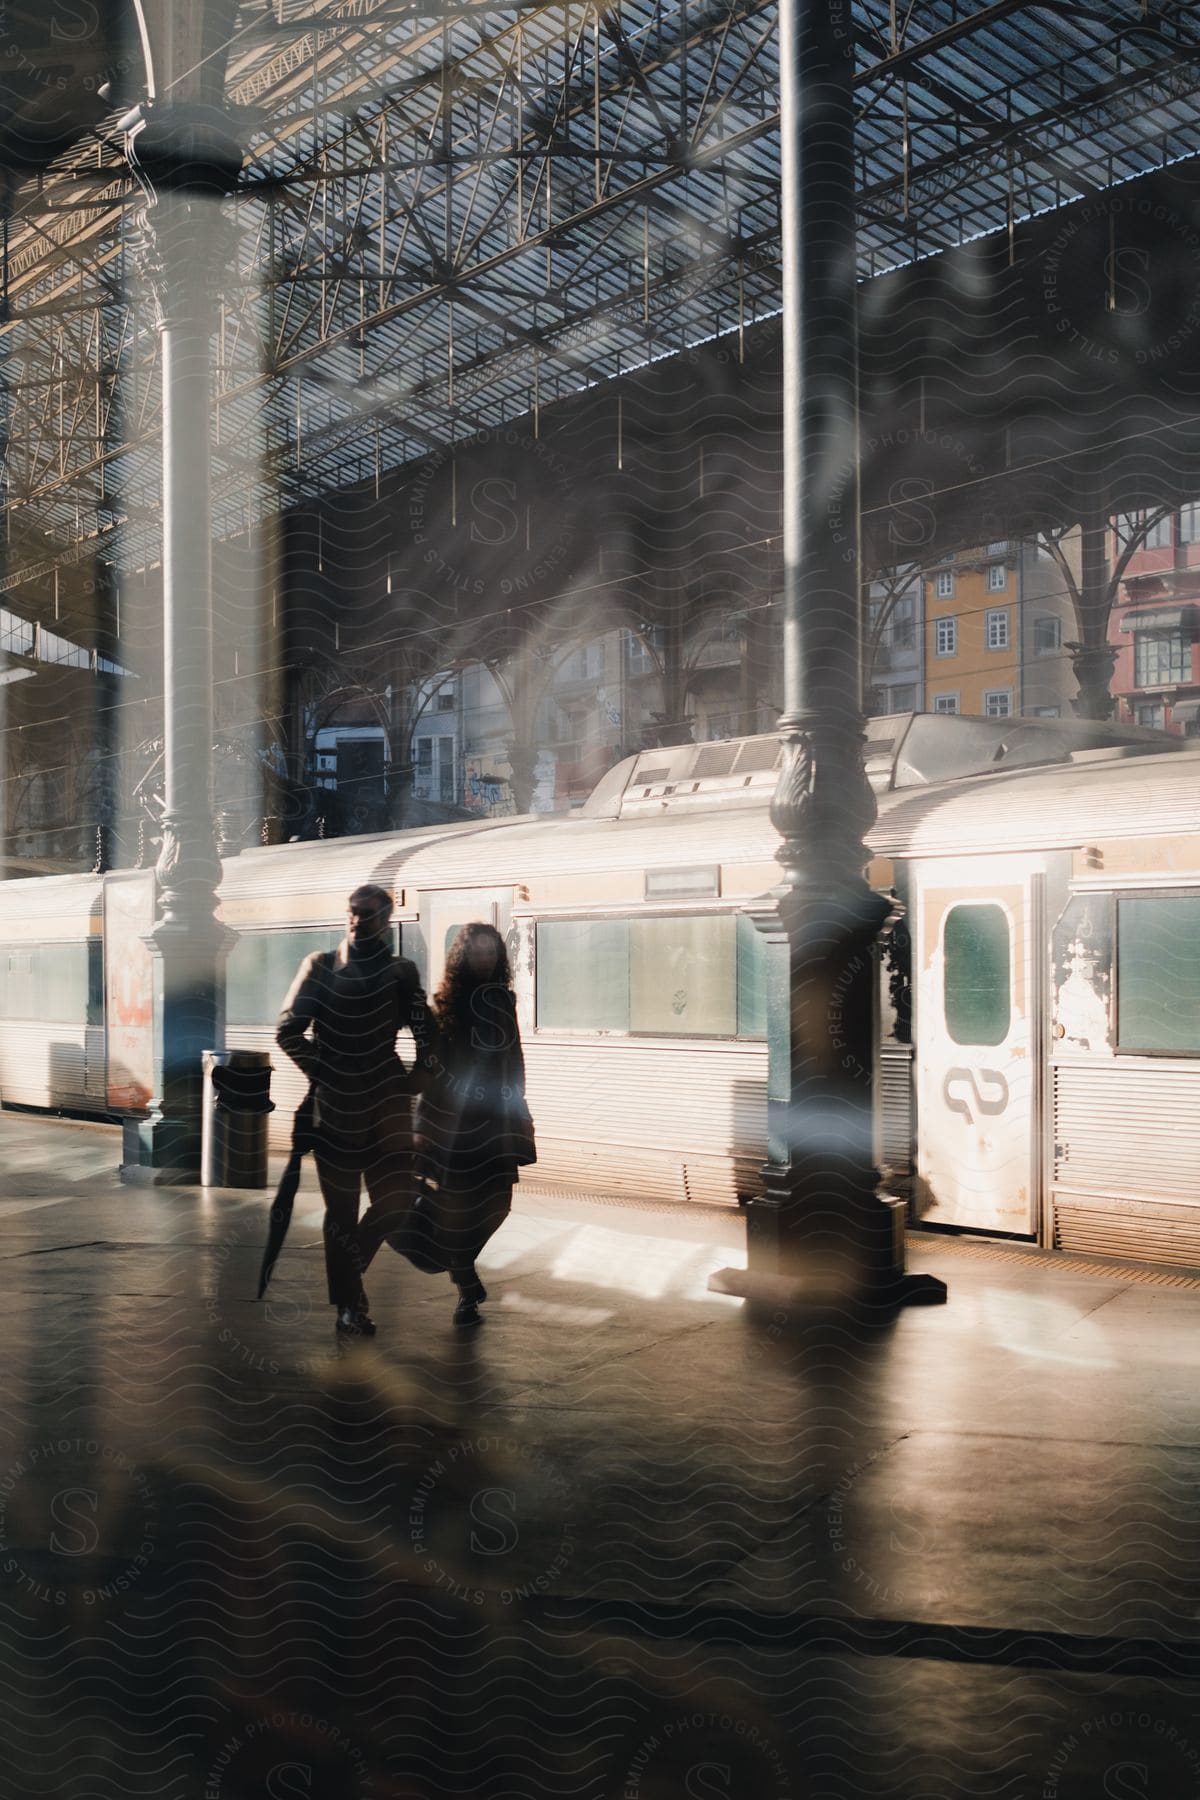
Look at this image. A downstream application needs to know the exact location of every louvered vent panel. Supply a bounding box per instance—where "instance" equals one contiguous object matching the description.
[734,739,781,773]
[1054,1063,1200,1204]
[879,1046,914,1179]
[84,1027,107,1099]
[1054,1195,1200,1267]
[693,746,738,778]
[525,1040,766,1206]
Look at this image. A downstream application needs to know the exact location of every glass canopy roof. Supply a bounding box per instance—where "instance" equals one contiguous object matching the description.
[1,0,1199,576]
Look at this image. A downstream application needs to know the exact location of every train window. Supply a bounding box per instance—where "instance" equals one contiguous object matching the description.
[1117,896,1200,1054]
[226,929,341,1027]
[736,913,768,1039]
[537,913,767,1038]
[38,943,90,1024]
[0,945,89,1023]
[87,937,104,1026]
[399,921,429,990]
[1,949,33,1018]
[536,920,630,1030]
[630,915,737,1036]
[942,904,1010,1046]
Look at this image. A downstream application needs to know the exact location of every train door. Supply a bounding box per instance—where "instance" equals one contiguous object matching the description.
[421,887,514,994]
[913,859,1045,1234]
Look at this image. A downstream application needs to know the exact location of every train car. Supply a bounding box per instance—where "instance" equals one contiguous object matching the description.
[218,735,785,1205]
[883,737,1200,1263]
[2,712,1197,1265]
[0,873,104,1112]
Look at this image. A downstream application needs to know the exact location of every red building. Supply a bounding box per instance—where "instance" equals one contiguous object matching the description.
[1109,503,1200,735]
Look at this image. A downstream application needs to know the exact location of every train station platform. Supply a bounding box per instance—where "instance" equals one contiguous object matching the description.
[1,1111,1198,1799]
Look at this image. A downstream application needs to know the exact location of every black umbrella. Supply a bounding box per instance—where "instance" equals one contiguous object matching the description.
[257,1144,306,1298]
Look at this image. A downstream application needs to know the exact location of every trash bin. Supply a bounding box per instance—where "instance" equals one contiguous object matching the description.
[201,1049,275,1188]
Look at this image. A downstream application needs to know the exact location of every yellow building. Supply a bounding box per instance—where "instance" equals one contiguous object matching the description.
[925,543,1020,718]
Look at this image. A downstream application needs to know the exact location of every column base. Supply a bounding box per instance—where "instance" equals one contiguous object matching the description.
[710,1191,947,1317]
[707,1262,947,1314]
[119,1114,201,1186]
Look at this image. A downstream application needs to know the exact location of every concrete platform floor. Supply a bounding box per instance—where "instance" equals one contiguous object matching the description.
[0,1112,1198,1799]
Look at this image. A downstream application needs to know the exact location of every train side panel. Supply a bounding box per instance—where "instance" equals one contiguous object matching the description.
[0,875,105,1114]
[1049,848,1200,1265]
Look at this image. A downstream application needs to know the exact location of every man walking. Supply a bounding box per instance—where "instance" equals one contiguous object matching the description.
[276,884,433,1337]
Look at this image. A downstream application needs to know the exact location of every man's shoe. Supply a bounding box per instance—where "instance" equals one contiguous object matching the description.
[336,1305,377,1338]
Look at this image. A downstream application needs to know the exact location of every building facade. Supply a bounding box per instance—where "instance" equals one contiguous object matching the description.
[917,537,1077,720]
[1108,503,1200,735]
[866,566,923,715]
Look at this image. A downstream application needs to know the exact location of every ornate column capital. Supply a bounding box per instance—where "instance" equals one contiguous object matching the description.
[770,713,880,894]
[120,101,242,326]
[120,100,244,199]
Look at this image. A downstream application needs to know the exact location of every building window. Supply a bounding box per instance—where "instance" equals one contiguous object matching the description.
[885,684,916,713]
[888,596,915,651]
[935,571,955,599]
[1180,502,1200,545]
[987,563,1008,593]
[984,689,1012,718]
[1117,510,1172,551]
[414,735,456,803]
[934,616,957,657]
[437,689,455,711]
[986,540,1009,555]
[1136,702,1166,728]
[1033,616,1062,655]
[1031,706,1061,718]
[1134,630,1190,687]
[0,609,34,656]
[933,693,960,714]
[26,768,67,827]
[985,608,1010,650]
[624,630,656,675]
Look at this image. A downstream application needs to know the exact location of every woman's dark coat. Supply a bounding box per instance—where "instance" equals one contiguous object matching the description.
[416,983,532,1270]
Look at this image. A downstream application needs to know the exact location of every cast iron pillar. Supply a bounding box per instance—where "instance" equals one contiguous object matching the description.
[1068,510,1118,719]
[120,103,242,1181]
[710,0,943,1314]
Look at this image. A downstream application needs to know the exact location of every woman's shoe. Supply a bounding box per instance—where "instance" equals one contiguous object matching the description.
[453,1297,482,1327]
[455,1274,487,1308]
[336,1292,377,1337]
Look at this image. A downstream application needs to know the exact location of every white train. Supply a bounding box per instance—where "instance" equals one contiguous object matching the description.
[3,712,1198,1267]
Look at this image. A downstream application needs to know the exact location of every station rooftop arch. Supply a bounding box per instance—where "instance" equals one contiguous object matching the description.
[0,2,1197,560]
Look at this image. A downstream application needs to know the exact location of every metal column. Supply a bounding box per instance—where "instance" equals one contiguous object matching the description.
[712,0,945,1313]
[120,104,243,1180]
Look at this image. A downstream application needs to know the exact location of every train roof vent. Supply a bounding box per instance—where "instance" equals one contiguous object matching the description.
[692,744,739,778]
[883,711,1188,790]
[580,733,784,818]
[734,738,781,773]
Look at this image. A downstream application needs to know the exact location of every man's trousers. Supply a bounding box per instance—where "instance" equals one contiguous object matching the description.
[312,1102,415,1309]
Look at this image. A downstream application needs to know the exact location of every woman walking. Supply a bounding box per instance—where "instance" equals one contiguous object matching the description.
[419,922,534,1326]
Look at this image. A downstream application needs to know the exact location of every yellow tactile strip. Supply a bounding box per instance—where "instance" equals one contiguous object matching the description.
[907,1232,1200,1290]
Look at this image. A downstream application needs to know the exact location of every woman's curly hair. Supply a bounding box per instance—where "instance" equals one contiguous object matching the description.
[432,922,514,1029]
